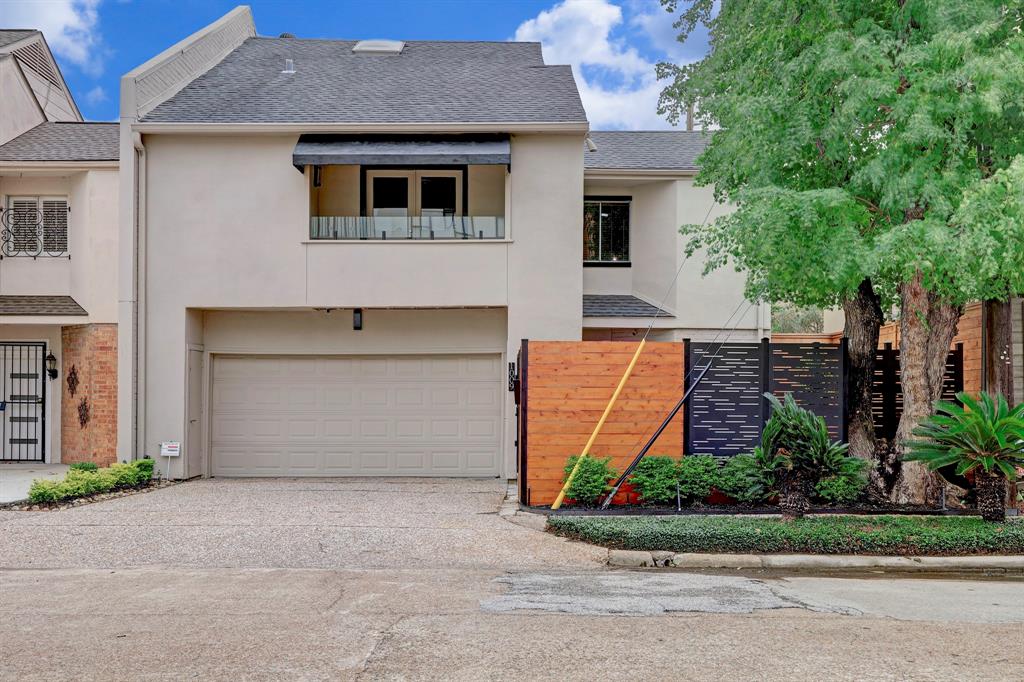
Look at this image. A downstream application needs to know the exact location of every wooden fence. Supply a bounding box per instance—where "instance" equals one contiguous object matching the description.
[517,338,965,507]
[517,341,684,507]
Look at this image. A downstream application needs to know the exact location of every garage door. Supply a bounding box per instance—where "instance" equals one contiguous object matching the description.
[211,354,503,477]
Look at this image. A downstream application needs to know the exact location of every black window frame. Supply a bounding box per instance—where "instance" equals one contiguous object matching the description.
[583,195,631,267]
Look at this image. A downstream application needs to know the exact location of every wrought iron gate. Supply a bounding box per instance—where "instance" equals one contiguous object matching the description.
[0,342,46,462]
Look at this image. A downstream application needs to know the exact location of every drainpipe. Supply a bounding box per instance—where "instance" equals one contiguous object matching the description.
[132,131,147,463]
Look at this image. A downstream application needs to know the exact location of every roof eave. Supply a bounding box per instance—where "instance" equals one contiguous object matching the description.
[584,167,699,179]
[0,160,118,169]
[132,121,591,135]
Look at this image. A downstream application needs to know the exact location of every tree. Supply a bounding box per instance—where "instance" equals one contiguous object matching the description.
[658,0,1024,503]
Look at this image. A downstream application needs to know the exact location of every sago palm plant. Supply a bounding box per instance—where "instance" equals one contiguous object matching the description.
[905,392,1024,522]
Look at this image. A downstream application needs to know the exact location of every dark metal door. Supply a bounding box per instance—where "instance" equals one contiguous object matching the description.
[0,342,46,462]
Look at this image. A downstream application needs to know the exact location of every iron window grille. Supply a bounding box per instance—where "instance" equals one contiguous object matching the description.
[1,197,69,258]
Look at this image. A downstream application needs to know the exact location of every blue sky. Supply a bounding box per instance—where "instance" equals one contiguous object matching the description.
[2,0,710,129]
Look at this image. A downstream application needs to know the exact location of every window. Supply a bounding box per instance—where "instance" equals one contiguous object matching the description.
[584,197,629,264]
[366,170,463,217]
[2,196,68,257]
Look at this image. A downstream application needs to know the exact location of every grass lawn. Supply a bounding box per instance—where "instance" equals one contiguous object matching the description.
[547,514,1024,556]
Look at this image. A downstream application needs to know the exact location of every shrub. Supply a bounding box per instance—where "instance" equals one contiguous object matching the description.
[628,456,679,505]
[716,453,775,504]
[906,391,1024,522]
[108,463,144,487]
[27,479,64,504]
[547,514,1024,556]
[133,457,154,480]
[69,461,98,472]
[562,455,617,507]
[676,455,719,503]
[761,393,862,519]
[815,475,865,504]
[25,458,156,505]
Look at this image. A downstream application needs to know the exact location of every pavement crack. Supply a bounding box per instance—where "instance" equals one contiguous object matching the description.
[355,615,409,680]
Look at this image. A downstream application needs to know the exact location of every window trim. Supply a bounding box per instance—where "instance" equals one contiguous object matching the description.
[583,195,631,265]
[360,165,468,217]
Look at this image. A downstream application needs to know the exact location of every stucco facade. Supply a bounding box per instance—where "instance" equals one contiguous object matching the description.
[116,7,757,480]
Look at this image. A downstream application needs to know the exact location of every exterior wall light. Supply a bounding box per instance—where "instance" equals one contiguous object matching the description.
[353,308,363,331]
[45,351,58,380]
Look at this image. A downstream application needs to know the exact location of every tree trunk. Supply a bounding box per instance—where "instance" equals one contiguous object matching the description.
[983,298,1014,401]
[974,469,1006,522]
[890,273,962,505]
[843,279,883,462]
[779,471,809,520]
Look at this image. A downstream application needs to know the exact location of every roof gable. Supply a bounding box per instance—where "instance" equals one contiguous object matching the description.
[142,37,587,125]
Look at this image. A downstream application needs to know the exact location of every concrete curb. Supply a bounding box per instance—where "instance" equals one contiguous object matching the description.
[607,549,1024,572]
[498,482,549,532]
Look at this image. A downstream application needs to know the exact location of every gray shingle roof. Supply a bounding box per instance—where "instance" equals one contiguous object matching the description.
[583,294,673,318]
[585,131,709,171]
[143,37,587,125]
[0,296,86,316]
[0,122,119,162]
[0,30,36,50]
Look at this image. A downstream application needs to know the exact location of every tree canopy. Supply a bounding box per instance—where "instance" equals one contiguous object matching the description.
[658,0,1024,309]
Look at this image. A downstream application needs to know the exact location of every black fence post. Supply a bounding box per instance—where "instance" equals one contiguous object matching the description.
[840,336,850,442]
[682,338,691,456]
[517,339,529,507]
[759,337,771,433]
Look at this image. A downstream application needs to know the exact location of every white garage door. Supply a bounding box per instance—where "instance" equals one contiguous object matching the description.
[211,354,503,477]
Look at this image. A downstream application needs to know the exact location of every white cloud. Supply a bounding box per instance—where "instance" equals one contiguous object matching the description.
[2,0,107,77]
[515,0,674,130]
[83,85,106,105]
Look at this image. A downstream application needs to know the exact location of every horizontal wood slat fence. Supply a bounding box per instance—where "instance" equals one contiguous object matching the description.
[517,338,965,507]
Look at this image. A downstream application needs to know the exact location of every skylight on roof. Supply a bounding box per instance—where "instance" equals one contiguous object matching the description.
[352,39,405,55]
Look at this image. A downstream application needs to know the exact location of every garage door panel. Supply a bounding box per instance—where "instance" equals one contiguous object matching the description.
[211,354,502,477]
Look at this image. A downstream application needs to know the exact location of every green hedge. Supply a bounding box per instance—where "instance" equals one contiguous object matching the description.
[547,515,1024,556]
[28,459,154,505]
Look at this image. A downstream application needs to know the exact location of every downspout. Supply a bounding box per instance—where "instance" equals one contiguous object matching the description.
[132,131,147,462]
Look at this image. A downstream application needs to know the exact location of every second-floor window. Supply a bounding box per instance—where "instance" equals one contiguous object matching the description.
[584,196,630,264]
[2,196,69,257]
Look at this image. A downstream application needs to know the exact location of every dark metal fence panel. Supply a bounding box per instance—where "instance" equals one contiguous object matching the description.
[770,343,845,440]
[872,343,964,441]
[686,342,763,457]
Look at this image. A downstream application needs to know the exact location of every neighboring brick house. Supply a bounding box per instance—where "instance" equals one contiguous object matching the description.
[0,30,119,466]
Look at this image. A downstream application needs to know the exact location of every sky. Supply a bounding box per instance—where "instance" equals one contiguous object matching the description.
[0,0,710,128]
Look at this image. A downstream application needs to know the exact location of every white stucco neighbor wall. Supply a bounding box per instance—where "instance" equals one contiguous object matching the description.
[0,169,118,323]
[0,57,44,145]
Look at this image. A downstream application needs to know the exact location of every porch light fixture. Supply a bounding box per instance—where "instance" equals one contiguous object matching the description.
[353,308,363,331]
[45,352,58,380]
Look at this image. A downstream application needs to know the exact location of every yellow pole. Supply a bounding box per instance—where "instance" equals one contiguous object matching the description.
[550,339,647,509]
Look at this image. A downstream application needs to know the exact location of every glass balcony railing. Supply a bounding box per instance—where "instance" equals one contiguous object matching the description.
[310,216,505,241]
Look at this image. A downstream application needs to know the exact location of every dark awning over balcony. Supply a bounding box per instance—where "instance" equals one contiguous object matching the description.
[293,134,511,169]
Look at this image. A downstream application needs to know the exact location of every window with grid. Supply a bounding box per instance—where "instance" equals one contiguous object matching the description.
[583,197,630,263]
[3,196,68,256]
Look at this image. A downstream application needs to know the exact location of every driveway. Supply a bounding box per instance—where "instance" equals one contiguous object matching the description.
[0,478,1021,681]
[0,463,68,504]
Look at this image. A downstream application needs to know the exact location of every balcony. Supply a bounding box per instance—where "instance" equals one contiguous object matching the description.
[309,215,505,241]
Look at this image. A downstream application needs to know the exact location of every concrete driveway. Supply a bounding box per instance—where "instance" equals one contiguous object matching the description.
[0,463,68,504]
[0,478,1021,681]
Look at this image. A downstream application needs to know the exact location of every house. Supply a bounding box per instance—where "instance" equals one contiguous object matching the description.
[117,7,766,479]
[0,30,119,466]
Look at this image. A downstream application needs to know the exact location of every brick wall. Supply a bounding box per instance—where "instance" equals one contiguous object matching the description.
[61,324,117,466]
[522,341,684,506]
